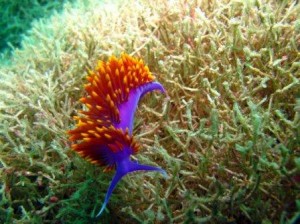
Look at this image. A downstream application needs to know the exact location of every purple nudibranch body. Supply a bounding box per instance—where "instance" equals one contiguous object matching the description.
[68,54,167,218]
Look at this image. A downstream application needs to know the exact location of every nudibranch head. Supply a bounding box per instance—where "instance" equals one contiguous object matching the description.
[68,53,167,218]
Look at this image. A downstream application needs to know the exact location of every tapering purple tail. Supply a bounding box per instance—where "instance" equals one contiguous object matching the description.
[96,159,167,218]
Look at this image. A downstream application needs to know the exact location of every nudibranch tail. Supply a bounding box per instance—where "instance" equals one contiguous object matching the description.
[68,53,167,219]
[96,159,167,218]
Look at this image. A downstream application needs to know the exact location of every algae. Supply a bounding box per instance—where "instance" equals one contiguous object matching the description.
[0,0,299,223]
[0,0,75,54]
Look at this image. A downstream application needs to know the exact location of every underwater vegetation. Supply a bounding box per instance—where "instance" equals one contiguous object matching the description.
[0,0,299,223]
[0,0,74,54]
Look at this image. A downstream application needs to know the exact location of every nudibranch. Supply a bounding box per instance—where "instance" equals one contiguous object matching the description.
[68,53,167,218]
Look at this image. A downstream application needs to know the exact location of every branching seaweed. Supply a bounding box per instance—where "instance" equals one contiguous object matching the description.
[0,0,299,223]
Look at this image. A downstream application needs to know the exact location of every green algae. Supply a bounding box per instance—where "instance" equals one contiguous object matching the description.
[0,0,75,54]
[0,0,299,223]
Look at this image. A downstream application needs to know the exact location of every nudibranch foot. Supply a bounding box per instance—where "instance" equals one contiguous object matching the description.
[96,159,166,218]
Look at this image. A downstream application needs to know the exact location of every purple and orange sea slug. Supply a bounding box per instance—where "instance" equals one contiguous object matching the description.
[68,53,167,218]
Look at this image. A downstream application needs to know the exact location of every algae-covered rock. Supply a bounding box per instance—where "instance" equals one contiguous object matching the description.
[0,0,299,223]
